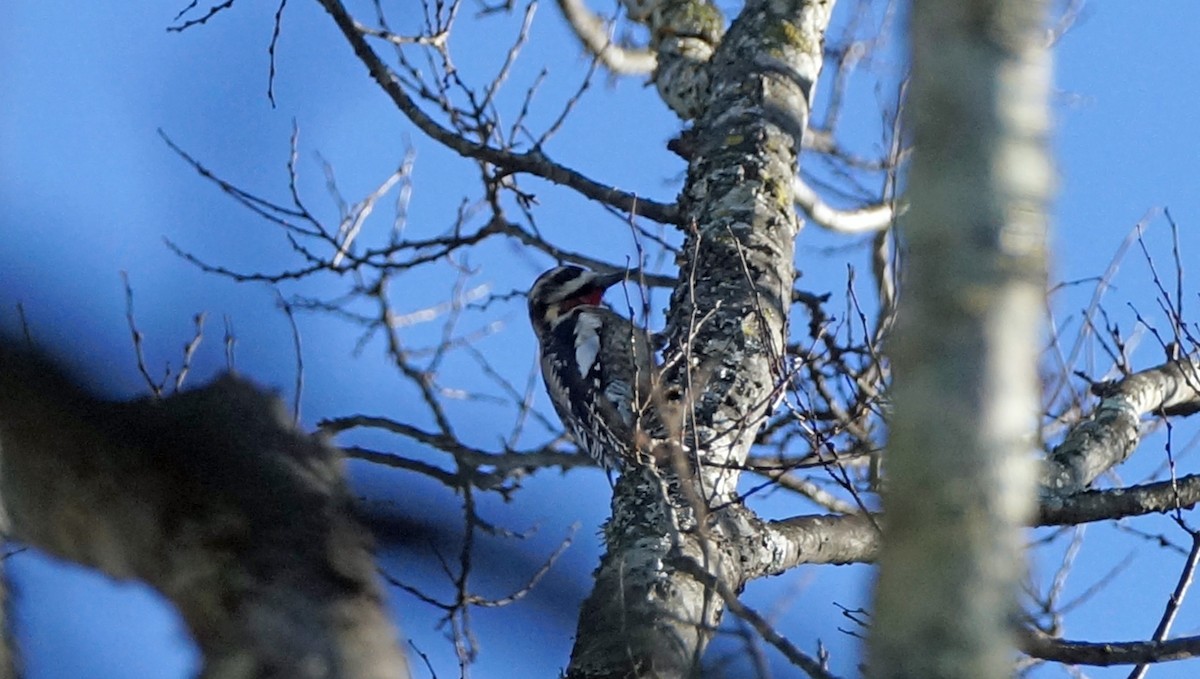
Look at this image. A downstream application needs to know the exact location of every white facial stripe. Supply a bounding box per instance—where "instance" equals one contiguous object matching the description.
[557,277,590,302]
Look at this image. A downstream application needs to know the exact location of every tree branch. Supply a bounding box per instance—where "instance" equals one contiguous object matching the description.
[1038,474,1200,525]
[555,0,656,75]
[1043,357,1200,496]
[613,0,724,119]
[743,513,880,576]
[745,475,1200,582]
[0,342,408,679]
[1020,627,1200,667]
[313,0,679,224]
[793,176,898,234]
[871,0,1052,674]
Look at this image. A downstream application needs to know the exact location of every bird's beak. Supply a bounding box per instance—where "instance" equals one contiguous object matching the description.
[595,270,637,290]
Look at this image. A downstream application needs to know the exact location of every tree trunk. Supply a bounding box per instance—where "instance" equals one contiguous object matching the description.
[567,1,837,676]
[869,0,1051,677]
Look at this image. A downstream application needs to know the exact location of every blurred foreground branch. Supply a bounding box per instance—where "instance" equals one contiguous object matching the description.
[0,340,408,679]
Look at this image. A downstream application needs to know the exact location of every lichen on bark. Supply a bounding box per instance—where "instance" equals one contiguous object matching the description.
[567,2,837,677]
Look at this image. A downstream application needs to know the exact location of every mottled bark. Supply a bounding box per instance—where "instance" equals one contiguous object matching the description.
[669,0,835,479]
[868,1,1051,678]
[1042,358,1200,495]
[568,468,739,678]
[567,1,837,677]
[0,344,408,679]
[620,0,724,120]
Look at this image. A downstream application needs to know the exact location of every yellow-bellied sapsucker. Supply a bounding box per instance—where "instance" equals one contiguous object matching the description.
[527,266,663,470]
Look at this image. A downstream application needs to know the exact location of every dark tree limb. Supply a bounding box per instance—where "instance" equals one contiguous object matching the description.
[0,343,408,679]
[1039,474,1200,525]
[1020,627,1200,667]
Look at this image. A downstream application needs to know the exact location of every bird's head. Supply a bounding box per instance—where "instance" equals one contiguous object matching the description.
[527,266,628,338]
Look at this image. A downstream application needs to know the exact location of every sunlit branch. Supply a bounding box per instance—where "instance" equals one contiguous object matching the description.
[1043,357,1200,496]
[793,176,897,234]
[748,473,1200,577]
[745,514,881,577]
[555,0,656,75]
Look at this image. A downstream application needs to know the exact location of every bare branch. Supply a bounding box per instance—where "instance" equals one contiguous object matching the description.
[1128,530,1200,679]
[1020,627,1200,667]
[745,513,880,576]
[168,0,237,31]
[314,0,680,224]
[1038,474,1200,526]
[677,557,840,679]
[793,176,898,234]
[555,0,656,75]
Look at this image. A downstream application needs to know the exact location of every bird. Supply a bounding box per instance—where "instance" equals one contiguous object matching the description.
[527,265,665,471]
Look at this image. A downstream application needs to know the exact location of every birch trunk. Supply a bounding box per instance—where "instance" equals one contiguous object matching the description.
[869,0,1051,677]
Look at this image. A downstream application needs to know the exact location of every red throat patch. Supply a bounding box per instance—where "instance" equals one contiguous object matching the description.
[560,288,604,313]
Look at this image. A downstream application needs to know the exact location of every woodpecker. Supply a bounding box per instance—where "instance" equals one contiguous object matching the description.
[527,266,661,470]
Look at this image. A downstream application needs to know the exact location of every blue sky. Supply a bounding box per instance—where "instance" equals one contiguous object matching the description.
[3,1,1200,677]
